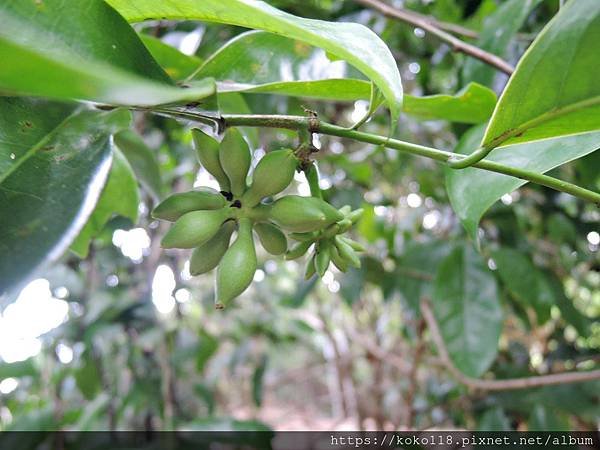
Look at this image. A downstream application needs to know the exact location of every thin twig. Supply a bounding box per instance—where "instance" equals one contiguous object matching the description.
[396,8,479,39]
[405,319,426,429]
[354,0,514,75]
[146,109,600,205]
[420,299,600,391]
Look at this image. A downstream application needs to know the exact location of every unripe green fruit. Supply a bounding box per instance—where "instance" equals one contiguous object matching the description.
[152,188,226,222]
[347,208,364,223]
[219,128,251,197]
[289,231,318,242]
[315,240,331,277]
[254,222,287,255]
[339,205,352,215]
[161,208,230,249]
[215,218,257,309]
[242,149,297,206]
[330,243,349,272]
[336,219,352,233]
[189,221,235,276]
[285,240,312,260]
[335,236,361,268]
[192,128,230,191]
[304,253,316,280]
[340,236,366,252]
[268,195,343,232]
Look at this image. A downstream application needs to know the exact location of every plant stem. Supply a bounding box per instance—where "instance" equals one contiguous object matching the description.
[421,299,600,391]
[304,163,323,199]
[151,109,600,204]
[354,0,514,75]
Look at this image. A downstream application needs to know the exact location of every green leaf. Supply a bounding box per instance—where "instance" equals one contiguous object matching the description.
[141,34,203,81]
[3,408,56,432]
[196,331,219,373]
[114,130,162,201]
[106,0,403,126]
[185,418,272,432]
[0,98,130,301]
[197,31,494,123]
[528,405,569,431]
[252,355,268,407]
[432,244,502,377]
[492,248,553,324]
[74,350,102,400]
[70,148,140,258]
[446,125,600,241]
[463,0,541,87]
[548,275,590,337]
[403,83,496,124]
[0,359,37,379]
[482,0,600,148]
[0,0,215,105]
[477,407,511,431]
[395,239,454,313]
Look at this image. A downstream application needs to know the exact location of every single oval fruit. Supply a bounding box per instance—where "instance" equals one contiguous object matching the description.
[189,221,236,275]
[304,253,317,280]
[347,208,364,223]
[289,231,318,242]
[192,128,230,191]
[340,236,366,252]
[215,218,257,308]
[330,243,349,272]
[161,208,230,249]
[285,240,312,260]
[268,195,342,232]
[219,128,251,197]
[152,188,226,222]
[315,240,332,277]
[254,222,287,255]
[242,149,297,206]
[334,235,361,268]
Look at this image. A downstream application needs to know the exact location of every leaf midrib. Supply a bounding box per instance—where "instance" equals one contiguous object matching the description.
[485,95,600,149]
[0,110,79,186]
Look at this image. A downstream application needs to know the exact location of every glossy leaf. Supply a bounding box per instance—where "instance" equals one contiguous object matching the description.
[482,0,600,148]
[0,98,130,301]
[197,31,494,123]
[432,244,502,377]
[106,0,403,126]
[446,125,600,241]
[114,130,162,201]
[463,0,542,87]
[492,248,553,324]
[0,0,214,105]
[529,405,569,431]
[546,275,590,337]
[395,239,454,313]
[477,407,511,431]
[141,34,203,81]
[70,148,140,258]
[403,83,496,124]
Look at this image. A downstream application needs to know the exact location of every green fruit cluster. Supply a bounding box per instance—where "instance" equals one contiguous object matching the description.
[285,205,365,279]
[152,127,365,309]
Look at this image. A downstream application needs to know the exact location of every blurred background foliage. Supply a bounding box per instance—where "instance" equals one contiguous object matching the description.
[0,0,598,435]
